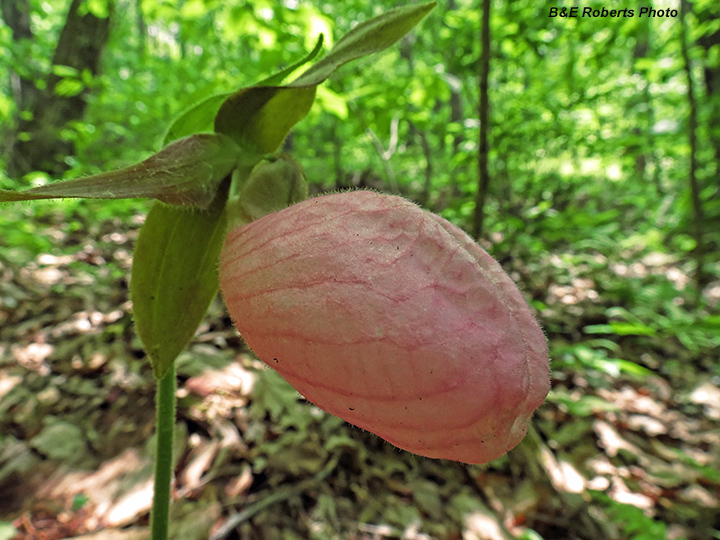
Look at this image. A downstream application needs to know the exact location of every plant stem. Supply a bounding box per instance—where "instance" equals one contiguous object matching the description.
[150,362,177,540]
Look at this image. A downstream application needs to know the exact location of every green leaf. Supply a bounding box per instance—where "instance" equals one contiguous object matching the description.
[609,322,657,336]
[51,64,79,78]
[292,2,436,87]
[131,186,229,379]
[54,78,84,97]
[0,134,239,209]
[584,323,657,336]
[610,359,654,376]
[84,0,110,18]
[214,3,434,154]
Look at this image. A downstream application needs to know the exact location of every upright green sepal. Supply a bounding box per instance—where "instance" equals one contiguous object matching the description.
[213,3,435,154]
[131,185,230,379]
[292,2,436,87]
[163,35,324,145]
[0,133,240,209]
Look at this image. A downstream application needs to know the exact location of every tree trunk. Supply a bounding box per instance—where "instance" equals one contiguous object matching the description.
[0,0,38,113]
[443,0,466,197]
[6,0,113,179]
[136,0,147,58]
[472,0,491,240]
[332,122,345,190]
[445,0,464,157]
[630,17,663,196]
[405,121,434,209]
[697,7,720,177]
[680,0,708,290]
[400,35,434,208]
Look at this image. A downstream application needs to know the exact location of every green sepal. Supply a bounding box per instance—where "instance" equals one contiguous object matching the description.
[0,133,240,210]
[163,35,325,145]
[213,3,435,154]
[292,2,437,87]
[131,184,229,379]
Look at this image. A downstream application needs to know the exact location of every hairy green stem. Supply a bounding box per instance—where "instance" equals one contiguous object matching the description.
[150,362,177,540]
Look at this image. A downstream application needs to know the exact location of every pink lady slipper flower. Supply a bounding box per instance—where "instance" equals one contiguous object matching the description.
[219,190,550,464]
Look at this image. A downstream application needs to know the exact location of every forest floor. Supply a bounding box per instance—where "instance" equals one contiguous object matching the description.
[1,212,719,540]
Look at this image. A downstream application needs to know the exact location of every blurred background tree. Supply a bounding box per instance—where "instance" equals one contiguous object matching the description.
[2,0,113,177]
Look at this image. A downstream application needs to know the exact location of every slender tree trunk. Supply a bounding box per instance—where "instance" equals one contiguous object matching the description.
[631,17,663,196]
[449,78,463,156]
[400,37,434,208]
[367,117,399,194]
[0,0,37,112]
[332,122,345,190]
[680,0,708,290]
[6,0,113,179]
[446,0,463,156]
[472,0,491,240]
[136,0,147,58]
[697,8,720,182]
[0,0,38,162]
[415,125,434,209]
[442,0,466,198]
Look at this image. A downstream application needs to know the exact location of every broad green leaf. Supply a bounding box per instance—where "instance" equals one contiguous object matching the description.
[214,3,434,153]
[292,2,436,87]
[131,185,229,379]
[163,35,324,145]
[0,134,239,209]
